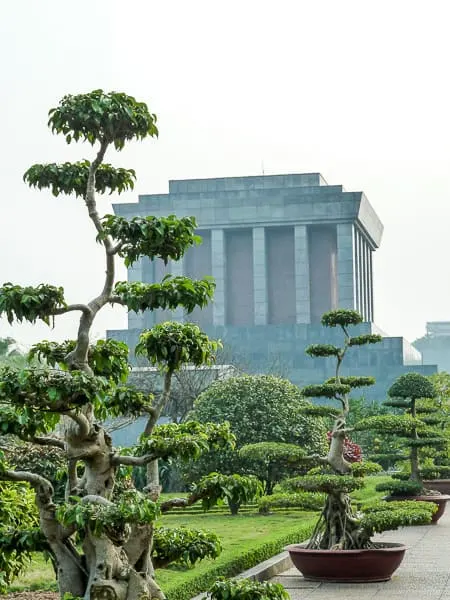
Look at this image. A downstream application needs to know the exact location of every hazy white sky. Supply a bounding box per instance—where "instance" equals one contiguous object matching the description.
[1,0,449,348]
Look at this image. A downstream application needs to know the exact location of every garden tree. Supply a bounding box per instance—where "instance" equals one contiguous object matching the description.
[0,90,237,600]
[357,372,449,497]
[285,310,436,550]
[185,375,328,484]
[190,472,263,515]
[238,442,309,495]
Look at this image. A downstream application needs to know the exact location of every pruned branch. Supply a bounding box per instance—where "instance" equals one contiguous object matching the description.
[108,241,123,255]
[112,453,157,467]
[0,469,54,504]
[66,410,90,438]
[52,304,92,318]
[31,436,65,450]
[160,492,203,513]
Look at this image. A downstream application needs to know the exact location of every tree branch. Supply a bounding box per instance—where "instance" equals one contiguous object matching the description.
[112,453,157,467]
[52,304,93,317]
[0,469,54,503]
[31,436,65,450]
[108,241,123,255]
[107,295,124,305]
[66,410,90,438]
[160,492,203,513]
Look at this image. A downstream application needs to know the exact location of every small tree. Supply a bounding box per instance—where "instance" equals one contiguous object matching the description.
[286,310,436,550]
[358,372,448,497]
[185,375,328,483]
[0,90,235,600]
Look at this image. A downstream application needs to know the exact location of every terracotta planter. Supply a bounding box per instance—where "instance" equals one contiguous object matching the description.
[286,542,406,582]
[423,479,450,495]
[385,494,450,524]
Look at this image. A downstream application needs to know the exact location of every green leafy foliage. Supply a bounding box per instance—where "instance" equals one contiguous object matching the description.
[0,482,40,592]
[355,414,427,435]
[99,386,154,420]
[136,422,235,462]
[24,161,135,197]
[281,475,365,494]
[348,334,383,346]
[305,344,341,358]
[360,500,435,535]
[29,338,131,384]
[258,492,325,514]
[152,526,222,569]
[326,376,376,389]
[48,89,158,149]
[350,461,383,477]
[190,473,263,514]
[101,214,201,267]
[238,442,309,494]
[296,405,341,418]
[388,372,437,400]
[420,465,450,479]
[321,309,363,328]
[0,283,66,325]
[0,366,110,412]
[135,322,220,372]
[115,277,215,314]
[56,491,159,537]
[207,578,289,600]
[375,480,423,497]
[302,383,351,399]
[0,404,60,438]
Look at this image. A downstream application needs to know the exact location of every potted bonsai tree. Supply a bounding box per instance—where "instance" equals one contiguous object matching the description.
[361,372,450,522]
[285,309,436,583]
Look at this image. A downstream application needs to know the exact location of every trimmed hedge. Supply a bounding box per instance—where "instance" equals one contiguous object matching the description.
[162,520,315,600]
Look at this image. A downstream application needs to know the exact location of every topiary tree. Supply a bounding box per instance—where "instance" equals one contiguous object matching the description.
[239,442,308,495]
[357,372,448,497]
[0,90,237,600]
[285,309,436,550]
[185,375,328,483]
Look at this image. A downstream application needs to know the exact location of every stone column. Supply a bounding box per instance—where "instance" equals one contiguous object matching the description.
[211,229,226,326]
[127,258,146,330]
[367,245,374,321]
[294,225,311,323]
[253,227,267,325]
[170,257,184,322]
[337,223,356,310]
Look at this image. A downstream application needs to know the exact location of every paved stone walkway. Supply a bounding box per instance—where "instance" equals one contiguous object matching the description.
[269,509,450,600]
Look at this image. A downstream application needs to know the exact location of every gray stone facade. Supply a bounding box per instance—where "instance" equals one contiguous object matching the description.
[108,173,437,399]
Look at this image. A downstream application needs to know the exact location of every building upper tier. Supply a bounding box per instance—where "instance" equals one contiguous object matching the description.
[113,173,384,249]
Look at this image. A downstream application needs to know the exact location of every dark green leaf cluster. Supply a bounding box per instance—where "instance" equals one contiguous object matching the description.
[0,404,59,438]
[355,414,427,435]
[48,90,158,149]
[375,480,423,497]
[99,386,153,420]
[57,490,159,538]
[420,465,450,479]
[350,461,383,477]
[325,376,375,389]
[0,282,66,325]
[239,442,306,464]
[0,366,110,412]
[24,161,135,198]
[348,334,382,346]
[302,383,351,399]
[388,372,437,400]
[135,322,220,372]
[191,473,263,512]
[207,578,289,600]
[257,491,325,514]
[115,277,215,314]
[305,344,341,358]
[281,475,365,494]
[297,405,341,418]
[152,526,222,569]
[360,501,435,535]
[404,437,447,448]
[136,422,235,462]
[101,214,200,267]
[321,309,363,328]
[29,338,130,384]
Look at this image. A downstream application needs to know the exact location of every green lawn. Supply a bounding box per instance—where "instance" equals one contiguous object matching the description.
[5,475,391,597]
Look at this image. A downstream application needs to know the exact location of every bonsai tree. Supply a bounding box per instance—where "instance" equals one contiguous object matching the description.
[358,372,448,497]
[0,90,236,599]
[239,442,309,495]
[286,309,436,550]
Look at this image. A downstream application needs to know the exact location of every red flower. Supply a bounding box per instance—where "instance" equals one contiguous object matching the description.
[327,431,362,463]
